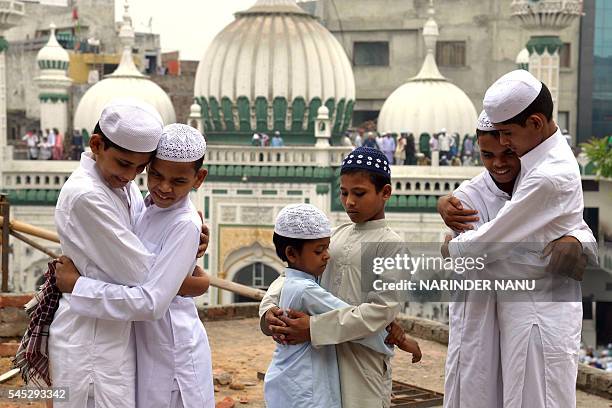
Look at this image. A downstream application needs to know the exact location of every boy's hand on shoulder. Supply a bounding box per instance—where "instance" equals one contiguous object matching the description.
[271,309,311,345]
[55,255,81,293]
[437,195,479,232]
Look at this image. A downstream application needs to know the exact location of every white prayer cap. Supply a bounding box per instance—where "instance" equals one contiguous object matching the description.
[483,69,543,123]
[476,110,496,132]
[440,128,447,133]
[99,98,163,152]
[156,123,206,162]
[274,204,331,240]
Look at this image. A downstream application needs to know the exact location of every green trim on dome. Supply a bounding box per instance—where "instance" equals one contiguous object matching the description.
[237,96,251,132]
[291,97,306,132]
[38,60,69,70]
[0,37,8,53]
[273,97,287,131]
[196,95,354,145]
[221,97,235,131]
[39,93,69,102]
[316,184,330,195]
[526,36,563,56]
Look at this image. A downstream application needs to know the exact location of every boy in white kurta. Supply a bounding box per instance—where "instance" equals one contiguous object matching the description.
[56,124,214,408]
[50,100,163,408]
[446,70,599,407]
[264,204,419,408]
[261,147,415,408]
[439,111,597,408]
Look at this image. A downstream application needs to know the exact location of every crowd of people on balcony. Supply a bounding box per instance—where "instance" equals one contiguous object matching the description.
[21,128,85,161]
[343,127,482,166]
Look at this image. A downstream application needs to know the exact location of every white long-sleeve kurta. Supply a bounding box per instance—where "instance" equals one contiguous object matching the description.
[50,152,155,408]
[67,195,214,408]
[448,129,598,408]
[264,268,393,408]
[260,219,404,408]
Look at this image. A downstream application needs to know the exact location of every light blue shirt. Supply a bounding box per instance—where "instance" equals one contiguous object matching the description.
[264,268,393,408]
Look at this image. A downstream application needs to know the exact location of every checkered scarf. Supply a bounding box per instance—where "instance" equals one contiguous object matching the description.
[13,260,61,387]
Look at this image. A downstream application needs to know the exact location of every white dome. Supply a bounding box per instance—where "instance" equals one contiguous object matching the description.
[195,0,354,103]
[36,24,69,65]
[378,4,477,136]
[73,4,175,133]
[74,75,176,133]
[378,81,478,136]
[516,48,530,65]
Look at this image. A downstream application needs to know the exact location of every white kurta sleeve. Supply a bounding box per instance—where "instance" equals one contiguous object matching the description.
[448,173,560,263]
[301,284,393,356]
[65,192,154,286]
[259,274,286,335]
[68,220,200,321]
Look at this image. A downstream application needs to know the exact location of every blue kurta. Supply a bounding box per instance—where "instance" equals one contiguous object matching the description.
[264,268,393,408]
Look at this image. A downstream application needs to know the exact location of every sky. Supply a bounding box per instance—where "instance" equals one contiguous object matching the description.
[113,0,257,61]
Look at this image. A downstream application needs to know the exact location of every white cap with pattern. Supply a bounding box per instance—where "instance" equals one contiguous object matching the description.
[483,69,542,123]
[274,204,331,240]
[99,98,163,152]
[476,110,496,132]
[156,123,206,162]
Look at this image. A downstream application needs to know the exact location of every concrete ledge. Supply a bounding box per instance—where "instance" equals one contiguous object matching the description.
[396,314,449,345]
[577,363,612,400]
[198,302,260,321]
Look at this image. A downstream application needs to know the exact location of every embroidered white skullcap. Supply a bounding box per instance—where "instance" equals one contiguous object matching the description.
[274,204,331,240]
[476,110,496,132]
[99,98,163,152]
[156,123,206,162]
[483,69,543,123]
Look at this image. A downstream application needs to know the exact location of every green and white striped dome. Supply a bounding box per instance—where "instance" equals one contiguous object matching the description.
[36,23,69,71]
[194,0,355,145]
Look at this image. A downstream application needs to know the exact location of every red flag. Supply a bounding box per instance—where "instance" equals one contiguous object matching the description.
[72,7,78,21]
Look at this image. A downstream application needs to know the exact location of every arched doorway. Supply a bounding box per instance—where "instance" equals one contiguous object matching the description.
[232,262,279,303]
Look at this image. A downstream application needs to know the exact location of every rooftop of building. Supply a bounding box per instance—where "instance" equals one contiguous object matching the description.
[1,306,610,407]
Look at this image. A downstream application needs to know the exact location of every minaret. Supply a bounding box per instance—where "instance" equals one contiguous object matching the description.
[511,0,583,120]
[0,1,24,162]
[35,23,72,138]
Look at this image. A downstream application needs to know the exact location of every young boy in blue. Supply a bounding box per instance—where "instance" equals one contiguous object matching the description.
[264,204,420,408]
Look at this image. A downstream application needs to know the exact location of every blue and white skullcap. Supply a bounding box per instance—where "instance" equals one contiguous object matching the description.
[341,146,391,179]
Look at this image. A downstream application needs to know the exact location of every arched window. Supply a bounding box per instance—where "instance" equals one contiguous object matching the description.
[232,262,279,303]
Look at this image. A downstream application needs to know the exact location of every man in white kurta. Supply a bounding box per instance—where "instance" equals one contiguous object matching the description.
[50,101,162,407]
[445,168,597,408]
[448,70,599,407]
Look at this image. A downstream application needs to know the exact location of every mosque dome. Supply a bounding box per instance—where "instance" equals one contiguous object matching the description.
[194,0,355,145]
[516,48,530,70]
[36,23,70,69]
[73,3,175,133]
[377,3,477,137]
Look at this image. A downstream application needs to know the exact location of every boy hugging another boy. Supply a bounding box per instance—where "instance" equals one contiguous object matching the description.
[265,204,420,408]
[261,147,421,408]
[55,124,214,408]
